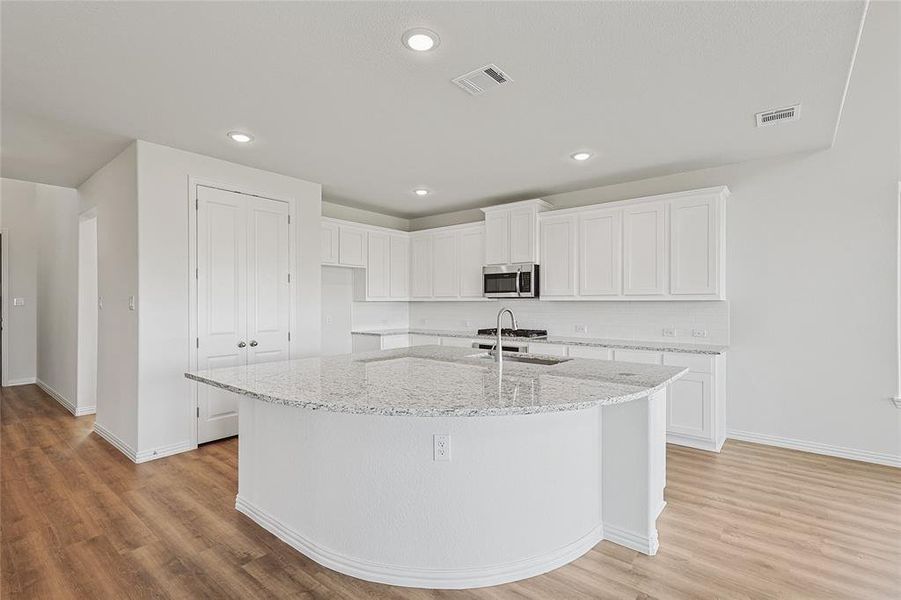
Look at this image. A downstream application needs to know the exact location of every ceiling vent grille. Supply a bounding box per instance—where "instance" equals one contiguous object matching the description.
[452,64,512,96]
[755,104,801,127]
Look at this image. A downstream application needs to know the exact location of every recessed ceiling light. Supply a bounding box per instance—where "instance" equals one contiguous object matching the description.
[414,188,430,196]
[227,131,254,143]
[403,28,440,52]
[571,152,592,161]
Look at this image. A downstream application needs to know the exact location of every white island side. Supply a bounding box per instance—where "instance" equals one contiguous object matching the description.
[186,345,687,589]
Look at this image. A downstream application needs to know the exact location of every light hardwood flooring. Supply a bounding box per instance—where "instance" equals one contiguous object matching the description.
[2,384,899,599]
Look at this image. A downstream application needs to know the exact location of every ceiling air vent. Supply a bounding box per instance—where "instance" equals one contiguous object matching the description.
[452,64,512,96]
[755,104,801,127]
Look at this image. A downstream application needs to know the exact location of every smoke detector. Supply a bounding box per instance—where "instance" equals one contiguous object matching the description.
[452,64,512,96]
[755,104,801,127]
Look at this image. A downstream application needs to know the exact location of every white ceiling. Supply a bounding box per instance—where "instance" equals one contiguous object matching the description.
[1,1,866,218]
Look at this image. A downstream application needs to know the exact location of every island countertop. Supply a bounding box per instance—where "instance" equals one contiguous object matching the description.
[185,345,687,417]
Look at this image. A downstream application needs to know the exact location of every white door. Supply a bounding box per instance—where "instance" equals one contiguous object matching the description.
[670,194,718,295]
[509,207,536,263]
[623,202,666,296]
[458,226,484,298]
[540,215,577,296]
[388,235,409,299]
[432,232,459,298]
[366,231,389,299]
[579,208,622,296]
[484,212,509,265]
[410,236,433,298]
[196,186,290,444]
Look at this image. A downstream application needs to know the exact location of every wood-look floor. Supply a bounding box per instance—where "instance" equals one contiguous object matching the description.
[2,384,899,600]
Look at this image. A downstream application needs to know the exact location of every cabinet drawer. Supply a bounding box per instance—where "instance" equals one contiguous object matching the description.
[612,349,662,364]
[567,346,612,360]
[527,342,568,357]
[441,337,478,348]
[663,352,714,374]
[409,334,441,346]
[380,334,411,350]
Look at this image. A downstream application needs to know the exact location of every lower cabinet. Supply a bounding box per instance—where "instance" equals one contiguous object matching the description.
[351,333,410,353]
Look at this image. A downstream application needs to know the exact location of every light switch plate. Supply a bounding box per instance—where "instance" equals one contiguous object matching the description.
[663,328,676,337]
[574,324,588,334]
[12,298,24,307]
[692,329,708,338]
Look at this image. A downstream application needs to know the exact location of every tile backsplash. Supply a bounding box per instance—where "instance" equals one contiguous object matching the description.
[408,300,730,344]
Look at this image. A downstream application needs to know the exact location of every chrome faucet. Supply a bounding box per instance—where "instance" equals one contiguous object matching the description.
[493,307,518,368]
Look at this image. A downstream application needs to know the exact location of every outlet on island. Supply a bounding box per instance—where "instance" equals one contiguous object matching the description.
[433,434,451,461]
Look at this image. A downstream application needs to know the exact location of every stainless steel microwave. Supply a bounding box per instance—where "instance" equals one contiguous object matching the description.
[483,263,539,298]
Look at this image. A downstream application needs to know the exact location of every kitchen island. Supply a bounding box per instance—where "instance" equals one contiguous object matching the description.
[186,345,686,589]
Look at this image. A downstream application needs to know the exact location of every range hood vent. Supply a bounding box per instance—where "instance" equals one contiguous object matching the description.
[452,64,512,96]
[755,104,801,127]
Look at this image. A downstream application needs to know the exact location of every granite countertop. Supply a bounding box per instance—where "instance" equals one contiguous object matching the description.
[351,328,728,355]
[186,345,687,417]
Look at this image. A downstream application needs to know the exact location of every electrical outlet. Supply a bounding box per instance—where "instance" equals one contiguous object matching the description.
[12,298,24,307]
[663,328,676,337]
[325,314,334,325]
[433,434,451,461]
[692,329,708,338]
[464,320,473,328]
[574,324,588,334]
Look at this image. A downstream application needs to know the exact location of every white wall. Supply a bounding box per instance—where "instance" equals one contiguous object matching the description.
[77,143,140,452]
[35,184,80,407]
[0,178,38,385]
[77,215,98,413]
[135,140,322,457]
[321,266,354,355]
[410,301,729,345]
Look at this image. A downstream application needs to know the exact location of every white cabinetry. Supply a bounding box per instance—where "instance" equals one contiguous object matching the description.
[360,231,409,301]
[663,352,725,451]
[432,231,459,298]
[481,199,549,265]
[537,186,728,301]
[321,221,339,265]
[366,232,389,299]
[458,226,485,298]
[389,235,409,299]
[669,193,721,296]
[410,235,432,299]
[539,214,577,297]
[579,208,622,296]
[409,224,488,301]
[622,201,666,296]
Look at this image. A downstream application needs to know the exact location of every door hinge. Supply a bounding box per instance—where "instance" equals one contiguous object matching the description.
[287,273,291,283]
[196,406,199,418]
[288,331,291,342]
[196,337,199,348]
[195,267,199,280]
[195,198,199,210]
[287,214,291,224]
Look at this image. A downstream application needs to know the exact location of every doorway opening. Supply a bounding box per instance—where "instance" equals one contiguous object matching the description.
[1,229,7,387]
[77,211,98,414]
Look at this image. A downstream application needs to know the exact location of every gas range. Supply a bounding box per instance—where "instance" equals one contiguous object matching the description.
[476,328,548,339]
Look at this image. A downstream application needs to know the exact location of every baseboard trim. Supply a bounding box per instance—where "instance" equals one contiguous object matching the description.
[6,377,36,386]
[603,523,659,556]
[235,495,605,589]
[92,422,138,463]
[728,430,900,468]
[35,379,94,416]
[667,432,724,453]
[135,441,196,463]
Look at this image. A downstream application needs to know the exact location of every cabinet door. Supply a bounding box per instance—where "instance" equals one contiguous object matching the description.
[527,342,568,357]
[667,372,713,440]
[339,226,366,267]
[321,221,339,264]
[388,235,409,299]
[579,209,622,296]
[623,202,665,295]
[568,346,612,360]
[540,214,577,296]
[410,236,433,298]
[509,207,536,263]
[484,212,509,265]
[612,349,662,364]
[458,226,485,298]
[366,231,389,299]
[410,334,442,346]
[432,232,459,298]
[670,195,718,295]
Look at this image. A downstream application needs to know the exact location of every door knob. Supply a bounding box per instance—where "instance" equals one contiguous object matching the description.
[237,341,246,348]
[249,340,258,347]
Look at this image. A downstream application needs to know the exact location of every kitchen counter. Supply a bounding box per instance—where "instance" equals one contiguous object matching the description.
[350,328,728,355]
[186,345,686,417]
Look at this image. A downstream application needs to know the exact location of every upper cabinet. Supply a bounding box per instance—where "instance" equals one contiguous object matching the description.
[481,200,549,265]
[538,186,728,301]
[410,235,433,299]
[322,219,366,268]
[622,201,666,296]
[458,226,485,298]
[669,193,721,296]
[321,221,339,265]
[410,224,488,301]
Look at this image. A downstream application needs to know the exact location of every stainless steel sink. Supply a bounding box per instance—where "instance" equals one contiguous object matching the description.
[467,352,572,366]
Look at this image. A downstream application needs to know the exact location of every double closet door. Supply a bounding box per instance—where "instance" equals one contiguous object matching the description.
[196,185,291,443]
